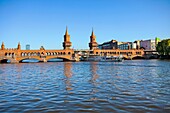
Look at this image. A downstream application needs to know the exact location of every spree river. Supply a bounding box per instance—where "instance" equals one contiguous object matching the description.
[0,60,170,112]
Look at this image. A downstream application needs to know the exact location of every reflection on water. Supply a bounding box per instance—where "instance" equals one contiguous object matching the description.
[64,62,72,78]
[90,62,99,82]
[64,62,72,91]
[0,60,170,112]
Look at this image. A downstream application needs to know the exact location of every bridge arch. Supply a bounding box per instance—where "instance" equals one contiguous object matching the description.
[53,52,56,55]
[132,56,145,59]
[122,57,128,60]
[21,52,24,56]
[37,52,40,56]
[5,53,8,56]
[30,52,34,56]
[0,58,11,63]
[46,56,72,61]
[51,52,55,55]
[19,58,41,63]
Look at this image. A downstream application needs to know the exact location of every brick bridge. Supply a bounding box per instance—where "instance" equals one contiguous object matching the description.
[0,27,151,63]
[0,27,76,63]
[0,48,75,63]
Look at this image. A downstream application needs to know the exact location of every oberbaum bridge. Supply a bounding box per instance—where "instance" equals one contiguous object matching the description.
[0,28,157,63]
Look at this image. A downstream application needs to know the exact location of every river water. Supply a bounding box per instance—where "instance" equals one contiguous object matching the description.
[0,60,170,112]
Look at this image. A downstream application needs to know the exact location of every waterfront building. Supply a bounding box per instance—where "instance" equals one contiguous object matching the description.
[98,40,138,50]
[118,42,130,50]
[140,39,156,50]
[134,40,141,49]
[118,42,138,50]
[26,44,30,50]
[98,40,118,49]
[89,29,98,50]
[132,42,137,49]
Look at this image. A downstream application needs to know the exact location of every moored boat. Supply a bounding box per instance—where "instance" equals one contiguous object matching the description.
[100,56,123,62]
[80,55,123,62]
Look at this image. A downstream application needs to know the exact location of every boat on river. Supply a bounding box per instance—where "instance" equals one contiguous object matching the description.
[99,56,123,62]
[80,55,123,62]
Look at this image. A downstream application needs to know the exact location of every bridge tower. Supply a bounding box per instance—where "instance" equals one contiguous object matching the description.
[1,42,5,50]
[63,27,72,49]
[17,42,21,50]
[89,28,98,50]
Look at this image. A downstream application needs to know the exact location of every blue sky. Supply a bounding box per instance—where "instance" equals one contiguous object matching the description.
[0,0,170,49]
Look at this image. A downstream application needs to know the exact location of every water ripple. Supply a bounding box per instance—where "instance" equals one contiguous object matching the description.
[0,60,170,112]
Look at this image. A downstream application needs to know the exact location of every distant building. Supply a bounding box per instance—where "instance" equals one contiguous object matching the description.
[132,43,137,49]
[98,39,118,49]
[140,39,156,50]
[97,37,161,51]
[26,44,30,50]
[134,40,141,49]
[98,40,139,50]
[118,42,138,50]
[118,42,130,50]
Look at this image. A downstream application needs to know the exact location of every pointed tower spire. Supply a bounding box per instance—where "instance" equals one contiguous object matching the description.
[89,28,98,50]
[65,26,69,35]
[17,42,21,50]
[63,26,72,49]
[1,42,5,50]
[91,27,95,36]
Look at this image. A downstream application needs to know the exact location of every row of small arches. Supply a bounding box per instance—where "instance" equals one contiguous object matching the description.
[5,53,15,58]
[94,52,141,55]
[21,52,71,56]
[4,52,71,57]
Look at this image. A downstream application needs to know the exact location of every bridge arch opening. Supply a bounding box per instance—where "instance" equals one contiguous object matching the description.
[47,58,63,62]
[19,58,40,63]
[132,56,145,60]
[0,59,10,63]
[30,52,34,56]
[122,57,128,60]
[5,53,8,56]
[4,52,15,58]
[37,52,40,56]
[47,57,71,62]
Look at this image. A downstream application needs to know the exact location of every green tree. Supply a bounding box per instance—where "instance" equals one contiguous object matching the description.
[156,39,170,55]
